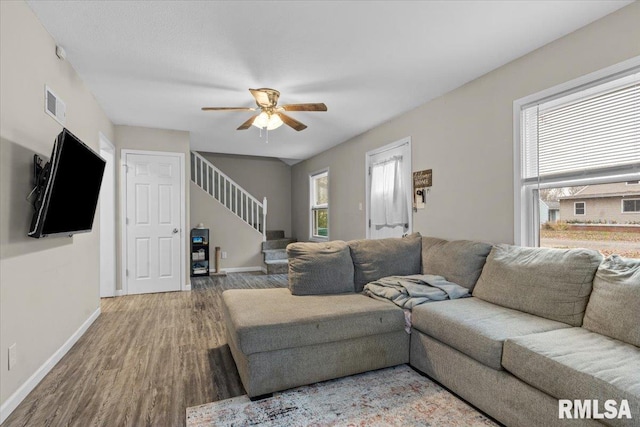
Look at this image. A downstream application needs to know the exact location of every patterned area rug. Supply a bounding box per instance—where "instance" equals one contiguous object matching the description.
[186,365,497,426]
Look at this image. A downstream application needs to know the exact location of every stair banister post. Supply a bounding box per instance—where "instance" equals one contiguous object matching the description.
[262,197,267,242]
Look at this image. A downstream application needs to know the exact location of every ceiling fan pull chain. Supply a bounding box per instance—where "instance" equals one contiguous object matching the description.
[265,128,269,144]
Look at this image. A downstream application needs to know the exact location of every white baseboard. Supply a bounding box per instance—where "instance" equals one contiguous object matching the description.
[0,307,101,424]
[115,289,125,297]
[217,266,265,273]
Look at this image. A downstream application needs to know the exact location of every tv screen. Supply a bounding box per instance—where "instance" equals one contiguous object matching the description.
[28,128,106,238]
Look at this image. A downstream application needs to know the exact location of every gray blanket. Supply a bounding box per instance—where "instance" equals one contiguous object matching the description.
[363,274,470,309]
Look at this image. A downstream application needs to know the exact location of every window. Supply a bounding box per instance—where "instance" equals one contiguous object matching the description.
[515,64,640,247]
[623,199,640,213]
[310,170,328,240]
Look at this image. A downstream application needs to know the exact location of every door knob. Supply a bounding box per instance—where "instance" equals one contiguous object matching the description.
[173,228,179,234]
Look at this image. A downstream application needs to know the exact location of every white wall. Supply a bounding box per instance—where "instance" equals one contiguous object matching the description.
[292,2,640,244]
[114,125,191,290]
[0,0,115,409]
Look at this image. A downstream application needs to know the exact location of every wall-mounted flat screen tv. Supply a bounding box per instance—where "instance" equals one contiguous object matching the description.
[28,128,106,238]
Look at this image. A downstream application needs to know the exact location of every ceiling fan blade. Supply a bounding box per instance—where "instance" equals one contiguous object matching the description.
[281,103,327,112]
[201,107,255,111]
[249,88,280,107]
[277,113,307,131]
[237,114,259,130]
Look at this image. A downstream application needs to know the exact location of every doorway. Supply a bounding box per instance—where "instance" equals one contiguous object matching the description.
[365,137,412,239]
[99,133,116,297]
[121,150,185,295]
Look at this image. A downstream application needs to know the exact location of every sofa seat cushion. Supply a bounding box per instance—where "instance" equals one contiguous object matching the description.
[222,288,405,355]
[503,328,640,421]
[412,298,571,370]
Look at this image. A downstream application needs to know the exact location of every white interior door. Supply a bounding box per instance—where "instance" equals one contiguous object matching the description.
[366,138,412,239]
[124,151,183,295]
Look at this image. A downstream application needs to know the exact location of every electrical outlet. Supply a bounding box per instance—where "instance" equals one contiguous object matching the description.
[8,343,17,370]
[221,251,227,259]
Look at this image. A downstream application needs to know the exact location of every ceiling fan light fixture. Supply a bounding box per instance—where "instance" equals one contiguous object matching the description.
[251,111,283,130]
[266,113,283,130]
[251,112,269,129]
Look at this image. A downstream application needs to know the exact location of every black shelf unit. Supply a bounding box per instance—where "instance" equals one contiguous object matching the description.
[190,228,209,277]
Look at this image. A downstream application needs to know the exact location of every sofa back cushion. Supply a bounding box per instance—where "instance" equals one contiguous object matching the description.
[472,244,602,326]
[287,241,355,295]
[582,255,640,347]
[422,237,493,291]
[348,233,422,292]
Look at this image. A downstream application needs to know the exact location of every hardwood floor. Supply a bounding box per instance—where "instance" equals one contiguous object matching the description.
[3,273,287,427]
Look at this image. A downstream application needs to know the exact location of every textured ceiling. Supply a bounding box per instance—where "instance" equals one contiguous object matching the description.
[27,1,631,164]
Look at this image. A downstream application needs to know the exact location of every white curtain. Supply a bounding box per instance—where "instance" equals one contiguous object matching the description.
[370,155,408,226]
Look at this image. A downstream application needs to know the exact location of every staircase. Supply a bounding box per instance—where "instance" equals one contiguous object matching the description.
[262,230,296,274]
[191,151,267,240]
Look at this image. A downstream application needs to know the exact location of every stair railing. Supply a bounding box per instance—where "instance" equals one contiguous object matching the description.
[191,151,267,241]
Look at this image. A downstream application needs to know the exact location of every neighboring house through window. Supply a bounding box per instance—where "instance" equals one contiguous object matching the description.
[514,61,640,246]
[310,169,329,240]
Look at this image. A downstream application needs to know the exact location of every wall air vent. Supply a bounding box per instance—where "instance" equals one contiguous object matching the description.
[44,85,66,125]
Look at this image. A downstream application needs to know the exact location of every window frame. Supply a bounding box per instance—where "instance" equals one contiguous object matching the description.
[574,202,586,216]
[622,198,640,214]
[309,168,329,241]
[513,57,640,247]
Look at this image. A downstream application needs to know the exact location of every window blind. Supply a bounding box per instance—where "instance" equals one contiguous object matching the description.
[522,74,640,183]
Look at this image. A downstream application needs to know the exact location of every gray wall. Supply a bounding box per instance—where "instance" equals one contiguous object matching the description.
[199,152,292,236]
[292,3,640,244]
[190,181,265,270]
[190,153,291,269]
[114,125,191,290]
[0,1,115,405]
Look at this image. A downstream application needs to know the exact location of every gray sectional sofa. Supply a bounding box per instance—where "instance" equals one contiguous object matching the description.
[222,233,640,427]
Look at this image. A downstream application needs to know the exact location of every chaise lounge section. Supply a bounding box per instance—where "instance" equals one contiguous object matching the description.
[222,234,640,426]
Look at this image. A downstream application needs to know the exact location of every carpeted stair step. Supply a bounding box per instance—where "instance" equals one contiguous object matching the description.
[263,249,288,261]
[262,238,296,251]
[265,259,289,274]
[266,230,285,240]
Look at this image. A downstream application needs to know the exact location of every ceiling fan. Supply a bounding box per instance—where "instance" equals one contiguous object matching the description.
[202,88,327,132]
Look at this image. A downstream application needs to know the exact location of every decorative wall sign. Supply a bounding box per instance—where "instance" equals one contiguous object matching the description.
[413,169,432,210]
[413,169,432,188]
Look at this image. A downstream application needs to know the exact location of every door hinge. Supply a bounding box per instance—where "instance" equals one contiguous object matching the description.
[126,217,129,225]
[368,219,371,227]
[368,166,371,176]
[126,269,129,277]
